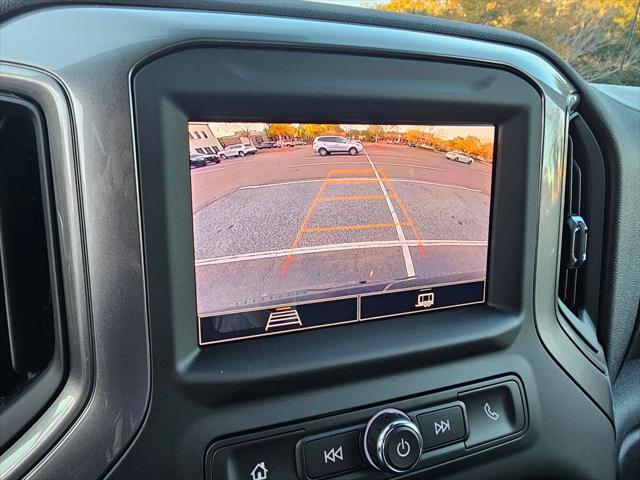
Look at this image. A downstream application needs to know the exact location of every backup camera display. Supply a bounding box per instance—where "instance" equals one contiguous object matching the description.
[190,122,494,345]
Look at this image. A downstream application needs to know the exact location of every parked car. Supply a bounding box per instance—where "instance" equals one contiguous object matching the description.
[313,136,363,156]
[189,152,220,168]
[219,143,257,159]
[273,139,294,148]
[255,141,276,149]
[445,151,474,164]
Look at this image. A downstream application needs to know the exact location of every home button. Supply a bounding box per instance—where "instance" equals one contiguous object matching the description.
[210,431,301,480]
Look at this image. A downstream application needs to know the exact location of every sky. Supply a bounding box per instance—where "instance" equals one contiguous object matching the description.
[203,122,495,143]
[339,124,495,142]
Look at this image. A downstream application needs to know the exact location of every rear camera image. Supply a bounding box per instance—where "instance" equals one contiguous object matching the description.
[190,123,494,345]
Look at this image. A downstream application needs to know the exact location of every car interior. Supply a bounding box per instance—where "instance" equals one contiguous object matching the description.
[1,1,639,479]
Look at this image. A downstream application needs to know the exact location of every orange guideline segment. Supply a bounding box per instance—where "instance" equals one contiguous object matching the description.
[281,168,359,274]
[318,194,390,202]
[280,175,328,275]
[326,178,382,184]
[281,166,413,274]
[379,168,427,257]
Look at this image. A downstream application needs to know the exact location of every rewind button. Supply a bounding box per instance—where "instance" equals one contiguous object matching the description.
[304,431,362,478]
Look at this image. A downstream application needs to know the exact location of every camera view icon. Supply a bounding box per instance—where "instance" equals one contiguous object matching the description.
[415,291,435,309]
[265,306,302,331]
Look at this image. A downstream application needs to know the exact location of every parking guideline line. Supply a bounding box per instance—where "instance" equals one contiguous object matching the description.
[317,194,391,202]
[380,168,427,257]
[280,169,331,275]
[362,147,416,278]
[279,164,451,274]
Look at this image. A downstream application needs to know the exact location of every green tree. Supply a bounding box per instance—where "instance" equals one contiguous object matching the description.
[366,125,384,142]
[402,129,422,143]
[297,124,344,140]
[266,123,295,139]
[378,0,639,85]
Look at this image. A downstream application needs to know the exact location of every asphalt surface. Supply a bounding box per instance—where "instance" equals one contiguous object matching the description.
[191,143,492,314]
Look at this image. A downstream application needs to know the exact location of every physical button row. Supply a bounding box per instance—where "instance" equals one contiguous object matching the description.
[209,380,525,479]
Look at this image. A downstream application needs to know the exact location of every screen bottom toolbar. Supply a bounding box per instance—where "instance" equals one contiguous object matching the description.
[198,280,485,345]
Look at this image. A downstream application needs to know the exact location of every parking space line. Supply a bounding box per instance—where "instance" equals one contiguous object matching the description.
[363,147,416,278]
[380,168,427,257]
[220,159,254,165]
[293,161,370,166]
[287,162,443,171]
[239,179,326,189]
[191,167,226,175]
[375,162,443,171]
[327,168,374,175]
[238,178,482,193]
[303,222,410,233]
[196,240,488,266]
[394,179,482,193]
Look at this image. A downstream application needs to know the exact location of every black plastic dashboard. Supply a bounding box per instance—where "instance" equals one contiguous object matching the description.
[1,2,639,480]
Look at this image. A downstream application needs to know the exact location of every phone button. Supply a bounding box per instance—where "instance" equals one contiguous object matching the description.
[459,381,525,448]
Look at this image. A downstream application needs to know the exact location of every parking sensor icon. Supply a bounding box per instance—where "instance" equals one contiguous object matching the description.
[265,307,302,331]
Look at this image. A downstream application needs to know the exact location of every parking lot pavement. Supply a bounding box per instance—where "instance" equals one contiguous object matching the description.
[191,143,492,315]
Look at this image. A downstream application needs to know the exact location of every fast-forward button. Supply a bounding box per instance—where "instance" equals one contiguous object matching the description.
[434,419,451,435]
[418,406,466,450]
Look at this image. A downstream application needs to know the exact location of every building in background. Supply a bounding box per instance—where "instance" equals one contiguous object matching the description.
[218,135,252,147]
[188,123,224,155]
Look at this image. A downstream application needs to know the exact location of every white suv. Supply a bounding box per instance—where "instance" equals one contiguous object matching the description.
[219,143,257,159]
[313,136,363,156]
[445,151,474,165]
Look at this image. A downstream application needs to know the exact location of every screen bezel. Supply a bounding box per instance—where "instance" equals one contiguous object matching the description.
[133,44,540,399]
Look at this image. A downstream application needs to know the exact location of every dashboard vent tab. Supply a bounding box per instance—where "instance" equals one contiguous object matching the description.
[564,214,588,270]
[0,96,66,452]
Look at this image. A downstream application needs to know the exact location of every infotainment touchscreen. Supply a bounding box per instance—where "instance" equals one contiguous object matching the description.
[190,123,495,345]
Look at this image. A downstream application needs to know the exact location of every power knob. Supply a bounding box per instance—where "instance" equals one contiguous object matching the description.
[363,408,422,474]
